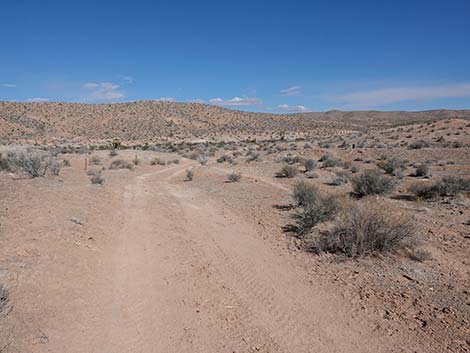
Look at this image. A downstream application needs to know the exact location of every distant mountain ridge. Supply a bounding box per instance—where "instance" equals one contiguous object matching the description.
[1,100,470,143]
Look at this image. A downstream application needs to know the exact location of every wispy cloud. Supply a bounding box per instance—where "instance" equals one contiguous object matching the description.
[155,97,175,102]
[277,104,310,113]
[1,83,16,88]
[26,97,50,102]
[337,83,470,108]
[209,96,262,107]
[118,75,135,84]
[84,82,125,101]
[280,85,301,96]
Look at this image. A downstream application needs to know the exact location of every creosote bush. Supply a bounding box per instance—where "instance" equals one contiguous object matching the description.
[276,165,298,178]
[351,170,396,197]
[292,183,340,235]
[304,159,316,172]
[308,204,417,257]
[227,172,241,182]
[110,159,134,170]
[292,182,318,207]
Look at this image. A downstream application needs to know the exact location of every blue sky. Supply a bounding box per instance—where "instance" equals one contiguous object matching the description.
[1,0,470,112]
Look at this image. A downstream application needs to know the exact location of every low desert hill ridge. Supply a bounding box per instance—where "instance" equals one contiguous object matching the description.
[1,100,470,143]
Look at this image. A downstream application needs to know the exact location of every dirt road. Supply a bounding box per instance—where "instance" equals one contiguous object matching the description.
[4,160,397,353]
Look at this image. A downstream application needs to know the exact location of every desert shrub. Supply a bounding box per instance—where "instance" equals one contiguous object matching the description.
[90,155,102,165]
[330,172,348,186]
[172,159,180,164]
[90,174,105,185]
[408,140,429,149]
[292,182,318,207]
[0,285,9,313]
[351,170,396,197]
[306,171,319,179]
[7,150,55,177]
[62,159,71,167]
[415,164,430,177]
[50,160,63,176]
[110,159,134,170]
[189,152,200,160]
[304,159,316,172]
[309,204,416,257]
[217,155,231,163]
[150,157,166,166]
[227,172,241,182]
[197,155,209,166]
[320,155,343,168]
[350,166,359,173]
[246,151,260,163]
[276,165,298,178]
[185,169,194,181]
[409,249,432,262]
[293,193,340,235]
[280,155,303,164]
[409,176,470,199]
[377,157,405,175]
[132,156,141,165]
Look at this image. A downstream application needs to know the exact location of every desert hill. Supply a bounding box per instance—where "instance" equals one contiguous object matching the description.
[1,100,470,143]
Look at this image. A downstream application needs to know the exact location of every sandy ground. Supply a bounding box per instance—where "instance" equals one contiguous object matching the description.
[0,147,469,352]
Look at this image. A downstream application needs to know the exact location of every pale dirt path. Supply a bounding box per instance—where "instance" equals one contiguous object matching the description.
[34,163,396,353]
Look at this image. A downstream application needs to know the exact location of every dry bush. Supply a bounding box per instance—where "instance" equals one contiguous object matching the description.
[304,159,316,171]
[227,172,241,182]
[197,155,209,166]
[132,156,141,165]
[409,176,470,199]
[62,159,71,167]
[309,204,417,257]
[352,170,395,197]
[185,169,194,181]
[319,155,343,168]
[0,285,9,313]
[408,140,429,149]
[414,164,430,177]
[110,159,134,170]
[90,155,102,165]
[409,249,432,262]
[377,157,405,175]
[90,174,105,185]
[292,182,318,207]
[6,149,58,177]
[292,185,340,235]
[276,165,298,178]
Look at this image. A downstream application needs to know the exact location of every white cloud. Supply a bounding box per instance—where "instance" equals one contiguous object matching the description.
[209,96,262,107]
[1,83,16,88]
[280,86,301,96]
[337,83,470,108]
[26,97,50,102]
[84,82,125,101]
[155,97,176,102]
[277,104,310,113]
